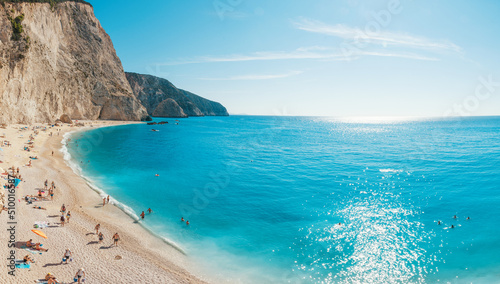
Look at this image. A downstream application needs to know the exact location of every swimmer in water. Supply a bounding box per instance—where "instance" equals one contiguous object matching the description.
[186,221,190,226]
[438,221,441,225]
[453,215,457,219]
[451,225,455,229]
[181,217,184,222]
[466,217,470,220]
[147,208,152,214]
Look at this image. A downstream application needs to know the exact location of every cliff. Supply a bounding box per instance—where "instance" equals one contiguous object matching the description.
[126,72,229,118]
[0,1,150,124]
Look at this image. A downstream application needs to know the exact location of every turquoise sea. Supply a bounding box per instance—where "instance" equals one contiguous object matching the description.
[63,116,500,283]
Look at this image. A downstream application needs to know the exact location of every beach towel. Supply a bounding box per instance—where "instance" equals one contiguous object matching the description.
[15,262,30,269]
[22,247,43,255]
[34,221,49,229]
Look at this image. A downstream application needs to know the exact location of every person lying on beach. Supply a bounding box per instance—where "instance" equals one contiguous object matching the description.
[33,205,47,210]
[95,224,100,234]
[98,232,104,244]
[26,239,34,248]
[34,243,48,252]
[23,254,34,264]
[112,233,120,247]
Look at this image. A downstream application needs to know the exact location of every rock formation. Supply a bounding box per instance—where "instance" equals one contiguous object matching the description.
[126,72,229,118]
[0,1,150,124]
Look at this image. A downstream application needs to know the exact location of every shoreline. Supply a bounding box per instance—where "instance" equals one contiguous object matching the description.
[0,121,209,283]
[60,126,187,255]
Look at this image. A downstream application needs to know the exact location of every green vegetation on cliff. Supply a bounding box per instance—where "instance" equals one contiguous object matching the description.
[0,0,91,8]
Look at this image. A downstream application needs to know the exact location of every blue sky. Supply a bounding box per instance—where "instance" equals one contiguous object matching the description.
[90,0,500,117]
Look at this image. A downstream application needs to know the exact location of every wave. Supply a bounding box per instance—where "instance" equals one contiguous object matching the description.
[379,168,404,173]
[60,129,186,255]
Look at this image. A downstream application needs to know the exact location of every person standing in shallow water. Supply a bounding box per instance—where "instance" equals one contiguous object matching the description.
[140,211,145,219]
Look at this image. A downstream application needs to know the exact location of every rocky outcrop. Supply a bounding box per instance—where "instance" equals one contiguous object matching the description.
[60,113,72,124]
[152,98,187,118]
[0,1,150,124]
[125,72,229,118]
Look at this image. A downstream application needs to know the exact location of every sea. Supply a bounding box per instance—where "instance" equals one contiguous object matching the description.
[62,116,500,284]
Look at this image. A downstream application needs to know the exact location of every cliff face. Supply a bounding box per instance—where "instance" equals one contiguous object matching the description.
[126,72,229,118]
[0,2,150,124]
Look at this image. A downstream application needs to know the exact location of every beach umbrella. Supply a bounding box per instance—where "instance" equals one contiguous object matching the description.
[31,229,48,239]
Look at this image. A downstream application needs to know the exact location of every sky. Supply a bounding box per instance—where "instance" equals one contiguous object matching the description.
[90,0,500,117]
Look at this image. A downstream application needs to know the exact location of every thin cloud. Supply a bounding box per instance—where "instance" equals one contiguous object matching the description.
[161,47,437,65]
[200,70,303,81]
[293,18,463,53]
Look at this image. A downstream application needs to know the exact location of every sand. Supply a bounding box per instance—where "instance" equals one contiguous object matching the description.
[0,121,209,284]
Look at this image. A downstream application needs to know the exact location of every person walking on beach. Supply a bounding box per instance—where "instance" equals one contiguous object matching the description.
[112,233,120,247]
[44,179,48,189]
[95,224,100,235]
[103,198,106,206]
[66,211,71,223]
[107,195,110,204]
[60,204,66,214]
[52,151,54,156]
[61,249,72,264]
[60,214,66,227]
[74,268,86,284]
[98,232,104,244]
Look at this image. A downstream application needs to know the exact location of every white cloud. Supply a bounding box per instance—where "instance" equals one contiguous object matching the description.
[200,70,303,81]
[161,47,437,66]
[293,18,462,53]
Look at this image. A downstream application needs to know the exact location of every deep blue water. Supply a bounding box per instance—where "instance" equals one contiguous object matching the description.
[64,116,500,283]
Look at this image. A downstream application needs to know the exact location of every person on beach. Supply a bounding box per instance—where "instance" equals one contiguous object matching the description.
[98,232,104,244]
[27,160,32,167]
[66,211,71,223]
[112,233,120,247]
[33,205,47,210]
[60,214,66,227]
[49,189,54,200]
[74,268,86,284]
[60,204,66,214]
[103,198,106,206]
[51,181,55,190]
[23,254,34,264]
[147,208,152,214]
[95,224,100,234]
[26,239,34,248]
[34,243,48,252]
[61,249,72,264]
[140,211,145,219]
[45,273,59,284]
[52,151,54,156]
[107,195,110,204]
[44,179,48,189]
